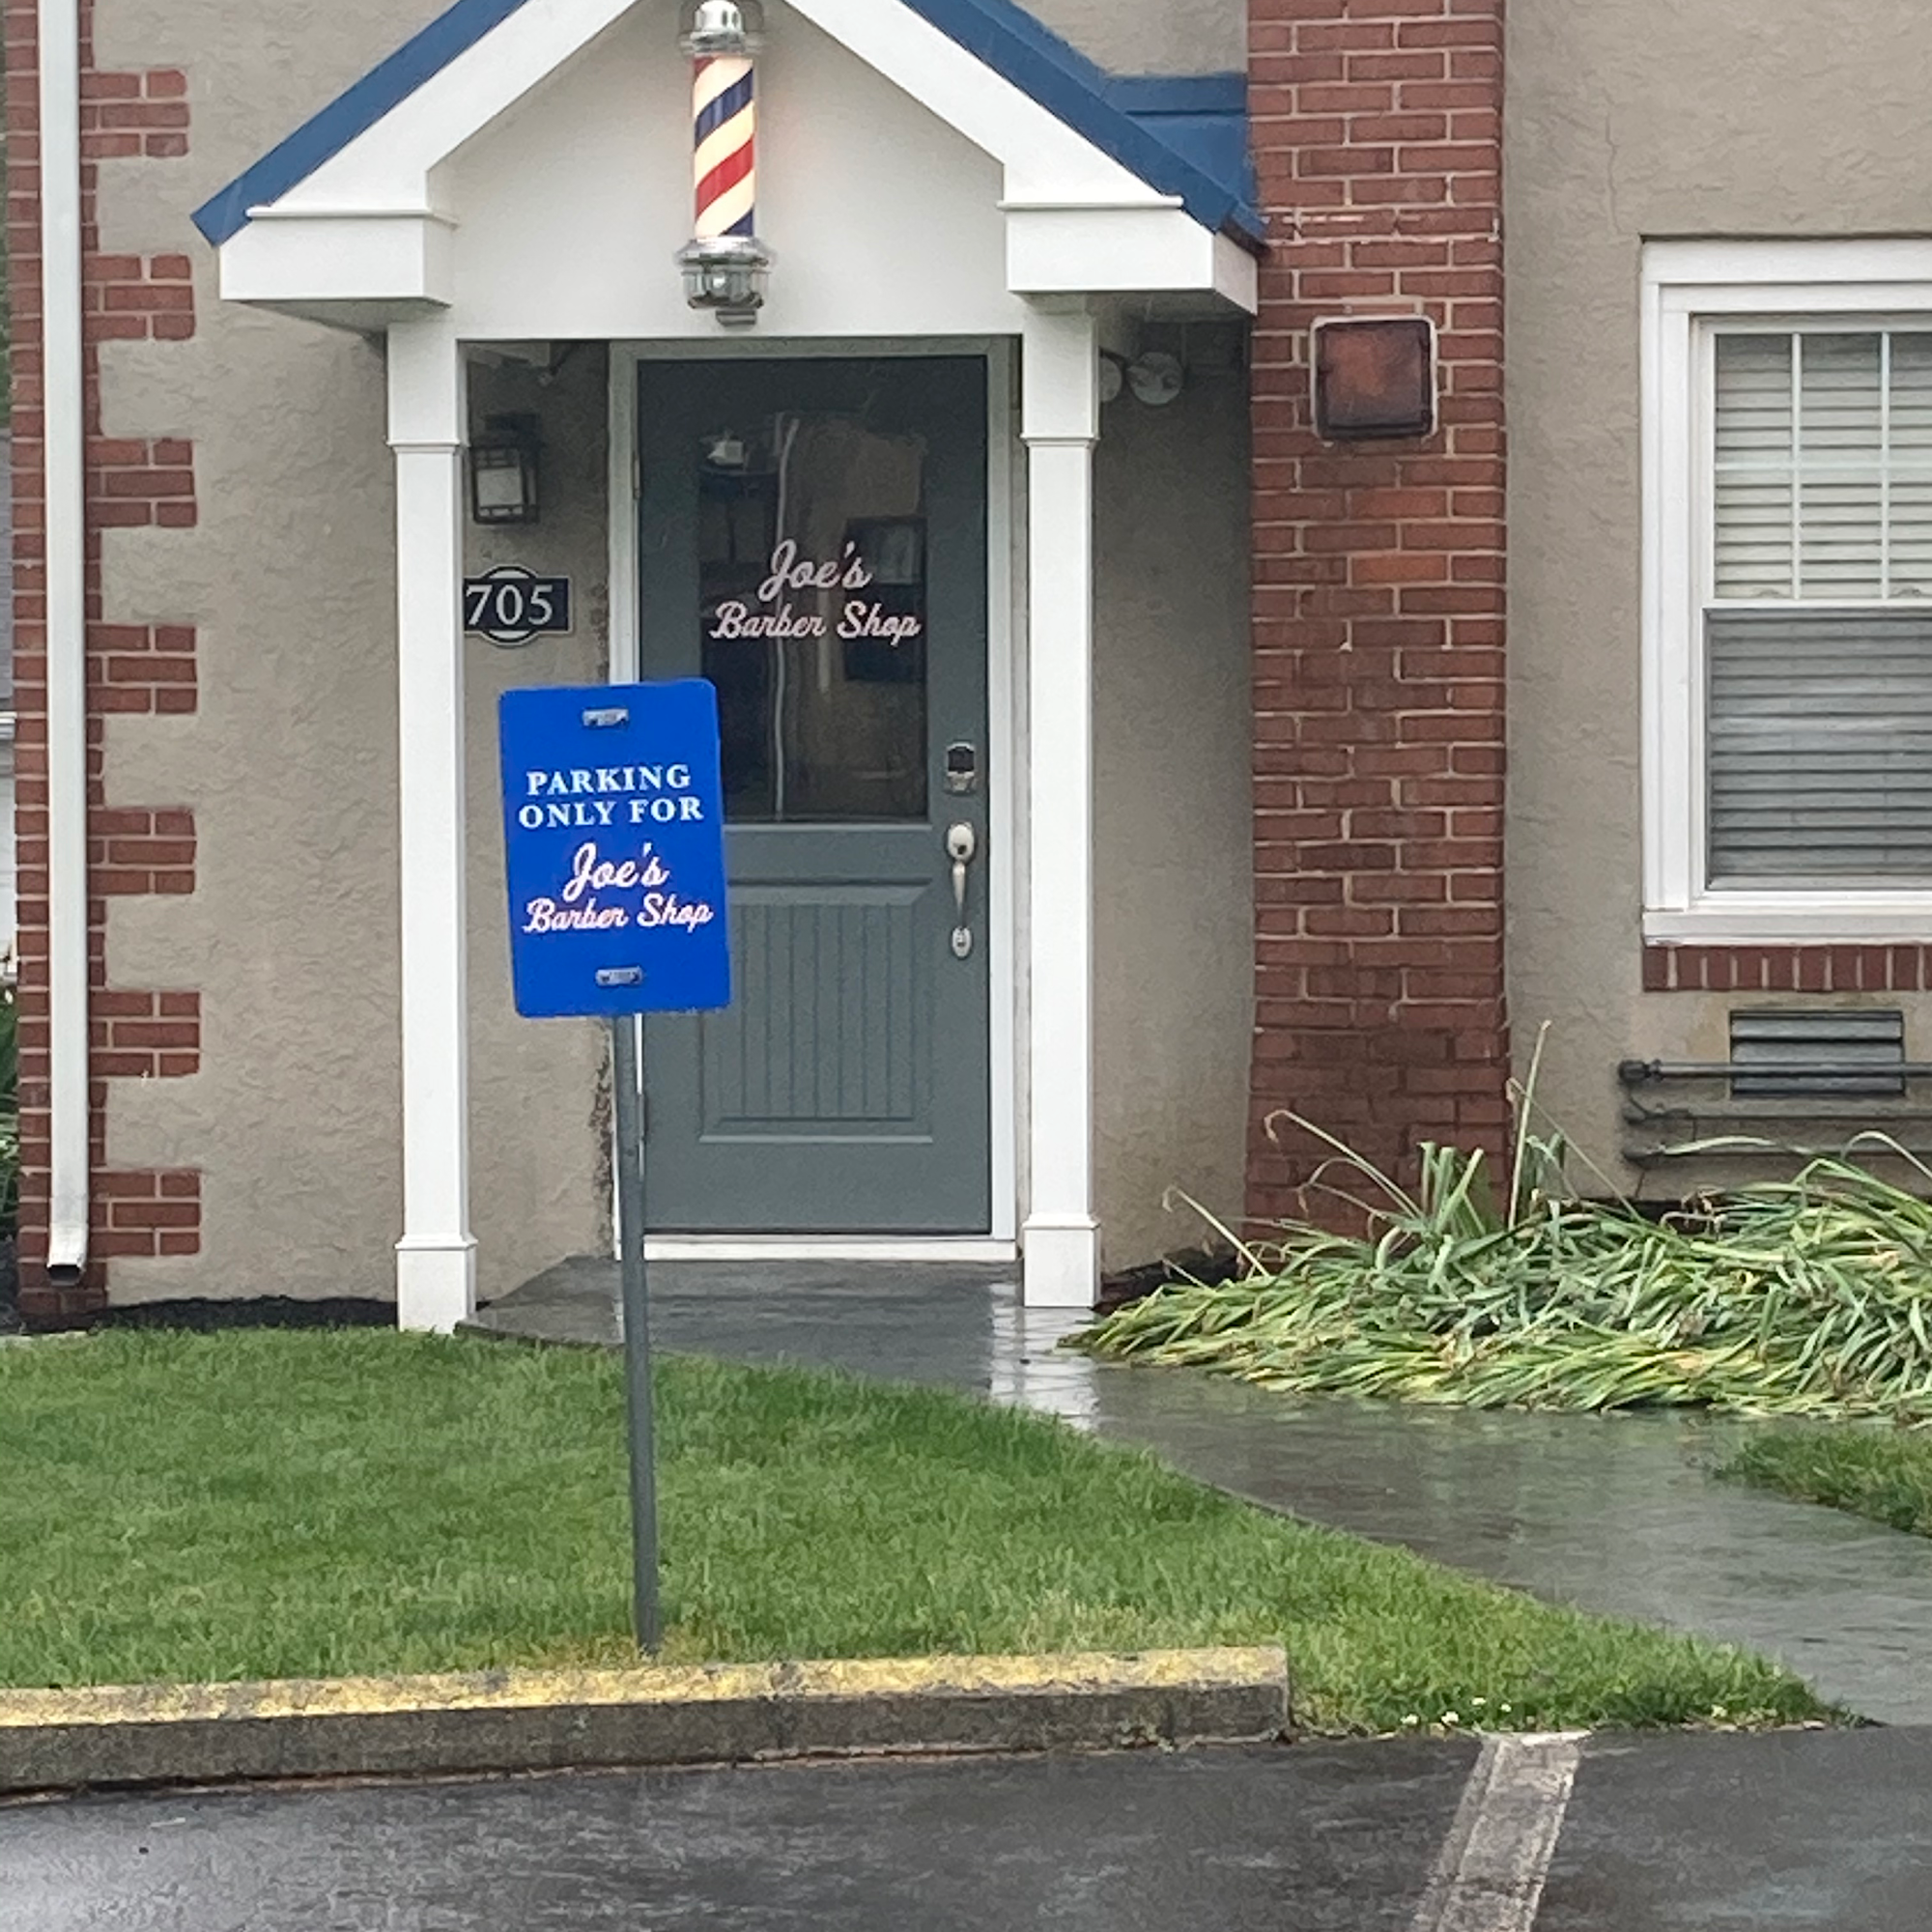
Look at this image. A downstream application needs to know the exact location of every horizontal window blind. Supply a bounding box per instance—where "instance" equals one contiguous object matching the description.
[1707,609,1932,880]
[1714,330,1932,602]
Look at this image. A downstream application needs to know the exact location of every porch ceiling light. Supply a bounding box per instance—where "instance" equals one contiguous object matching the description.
[469,413,541,526]
[677,0,774,327]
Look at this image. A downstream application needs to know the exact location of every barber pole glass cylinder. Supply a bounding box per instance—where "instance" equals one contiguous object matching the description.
[694,52,755,242]
[677,1,773,324]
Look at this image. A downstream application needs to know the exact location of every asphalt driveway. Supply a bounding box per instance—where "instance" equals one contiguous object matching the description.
[6,1726,1930,1931]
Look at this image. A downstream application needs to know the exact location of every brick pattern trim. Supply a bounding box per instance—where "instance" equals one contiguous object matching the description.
[94,1168,202,1260]
[82,66,190,161]
[89,438,197,528]
[7,0,202,1321]
[94,990,201,1080]
[1246,0,1509,1222]
[1643,947,1932,995]
[92,624,199,716]
[93,808,196,895]
[89,252,197,344]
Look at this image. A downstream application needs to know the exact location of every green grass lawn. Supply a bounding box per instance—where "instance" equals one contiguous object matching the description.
[0,1329,1833,1735]
[1720,1427,1932,1539]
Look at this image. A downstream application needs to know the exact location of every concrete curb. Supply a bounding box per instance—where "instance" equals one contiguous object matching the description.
[0,1647,1291,1794]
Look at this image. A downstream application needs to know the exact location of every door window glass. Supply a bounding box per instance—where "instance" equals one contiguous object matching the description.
[697,405,929,822]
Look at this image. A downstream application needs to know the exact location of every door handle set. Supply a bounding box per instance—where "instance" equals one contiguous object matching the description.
[946,822,978,959]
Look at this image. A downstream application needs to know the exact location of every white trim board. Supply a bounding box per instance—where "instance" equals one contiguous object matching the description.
[643,1238,1018,1264]
[1640,238,1932,943]
[607,338,1022,1247]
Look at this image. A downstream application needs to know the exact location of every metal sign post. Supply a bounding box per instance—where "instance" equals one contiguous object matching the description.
[498,679,732,1654]
[610,1013,659,1650]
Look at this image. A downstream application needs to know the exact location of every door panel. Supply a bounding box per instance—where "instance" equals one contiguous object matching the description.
[704,881,929,1135]
[637,356,991,1232]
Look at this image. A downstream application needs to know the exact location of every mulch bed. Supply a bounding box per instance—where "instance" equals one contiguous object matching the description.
[1094,1245,1242,1317]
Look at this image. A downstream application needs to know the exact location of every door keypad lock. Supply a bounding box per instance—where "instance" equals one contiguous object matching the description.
[947,822,978,960]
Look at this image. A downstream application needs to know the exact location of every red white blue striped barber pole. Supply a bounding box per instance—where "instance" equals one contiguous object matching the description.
[693,53,756,242]
[676,1,772,319]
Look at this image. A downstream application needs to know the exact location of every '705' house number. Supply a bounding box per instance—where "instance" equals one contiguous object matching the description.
[465,566,573,648]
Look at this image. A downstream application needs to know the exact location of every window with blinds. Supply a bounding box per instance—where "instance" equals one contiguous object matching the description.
[1709,330,1932,885]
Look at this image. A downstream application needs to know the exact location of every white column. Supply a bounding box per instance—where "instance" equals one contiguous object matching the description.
[1021,305,1100,1308]
[388,323,476,1333]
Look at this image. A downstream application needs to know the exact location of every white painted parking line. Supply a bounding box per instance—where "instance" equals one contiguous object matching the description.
[1408,1732,1585,1932]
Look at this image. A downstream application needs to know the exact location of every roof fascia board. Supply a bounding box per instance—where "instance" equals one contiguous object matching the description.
[1006,205,1256,312]
[1208,227,1260,311]
[218,211,456,314]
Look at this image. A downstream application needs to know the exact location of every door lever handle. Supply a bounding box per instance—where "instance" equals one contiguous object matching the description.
[946,822,978,960]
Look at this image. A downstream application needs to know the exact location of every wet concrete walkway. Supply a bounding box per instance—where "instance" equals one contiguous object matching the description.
[469,1260,1932,1725]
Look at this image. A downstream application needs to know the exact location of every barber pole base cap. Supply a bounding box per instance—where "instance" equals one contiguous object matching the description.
[676,233,774,322]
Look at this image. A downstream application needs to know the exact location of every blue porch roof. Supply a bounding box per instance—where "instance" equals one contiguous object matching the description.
[190,0,1264,254]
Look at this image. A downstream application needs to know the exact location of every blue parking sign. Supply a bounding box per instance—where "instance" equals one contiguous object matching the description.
[499,681,732,1018]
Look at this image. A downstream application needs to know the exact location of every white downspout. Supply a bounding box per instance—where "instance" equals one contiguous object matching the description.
[40,0,90,1284]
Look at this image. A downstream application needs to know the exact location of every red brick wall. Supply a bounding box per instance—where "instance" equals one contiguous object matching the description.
[1245,0,1510,1221]
[7,0,201,1321]
[1644,948,1932,995]
[94,988,200,1080]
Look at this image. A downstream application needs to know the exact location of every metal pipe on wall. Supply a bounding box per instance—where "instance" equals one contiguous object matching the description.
[39,0,90,1286]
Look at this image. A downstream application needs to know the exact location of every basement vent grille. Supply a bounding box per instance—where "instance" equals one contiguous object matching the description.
[1728,1009,1907,1099]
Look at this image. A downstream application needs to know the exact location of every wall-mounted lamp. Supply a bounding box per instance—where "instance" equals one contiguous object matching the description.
[1126,350,1183,407]
[1098,348,1185,409]
[1311,315,1437,441]
[469,413,542,526]
[677,0,774,326]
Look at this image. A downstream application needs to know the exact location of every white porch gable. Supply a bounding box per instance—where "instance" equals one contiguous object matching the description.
[194,0,1260,331]
[195,0,1262,1328]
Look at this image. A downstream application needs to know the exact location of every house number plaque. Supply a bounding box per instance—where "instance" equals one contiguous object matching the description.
[465,565,573,647]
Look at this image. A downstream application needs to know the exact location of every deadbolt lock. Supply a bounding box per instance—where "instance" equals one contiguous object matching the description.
[945,741,980,796]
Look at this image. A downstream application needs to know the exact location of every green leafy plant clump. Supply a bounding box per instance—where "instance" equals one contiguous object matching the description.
[1076,1103,1932,1422]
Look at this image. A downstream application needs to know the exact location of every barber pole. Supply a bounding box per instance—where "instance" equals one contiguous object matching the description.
[693,52,756,242]
[676,1,774,322]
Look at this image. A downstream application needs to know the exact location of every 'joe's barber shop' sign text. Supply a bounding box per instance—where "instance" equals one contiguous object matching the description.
[709,539,923,649]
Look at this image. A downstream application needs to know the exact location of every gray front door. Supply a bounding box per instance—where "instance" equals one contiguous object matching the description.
[637,356,991,1232]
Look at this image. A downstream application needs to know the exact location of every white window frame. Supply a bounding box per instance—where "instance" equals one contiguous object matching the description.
[1642,239,1932,941]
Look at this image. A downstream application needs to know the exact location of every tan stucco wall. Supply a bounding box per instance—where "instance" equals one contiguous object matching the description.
[1093,339,1255,1265]
[93,0,606,1303]
[1506,0,1932,1189]
[1031,0,1247,74]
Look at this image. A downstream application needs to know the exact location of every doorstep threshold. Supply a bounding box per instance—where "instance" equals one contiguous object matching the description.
[642,1237,1017,1264]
